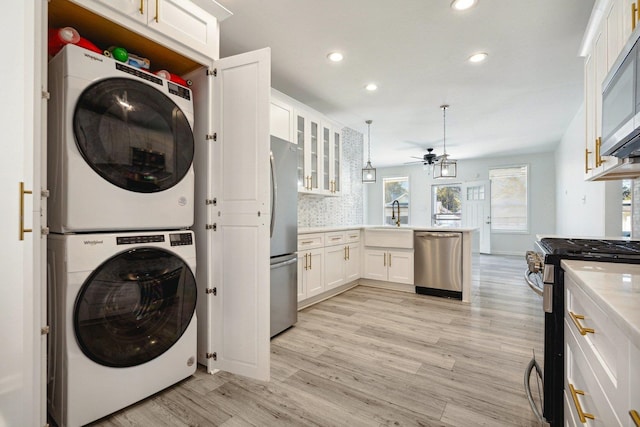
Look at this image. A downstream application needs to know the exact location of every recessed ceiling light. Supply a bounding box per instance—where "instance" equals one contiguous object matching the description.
[468,52,488,63]
[327,52,344,62]
[365,83,378,91]
[451,0,478,11]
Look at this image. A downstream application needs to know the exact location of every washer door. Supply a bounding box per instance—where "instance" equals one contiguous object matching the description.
[74,248,197,368]
[73,77,194,193]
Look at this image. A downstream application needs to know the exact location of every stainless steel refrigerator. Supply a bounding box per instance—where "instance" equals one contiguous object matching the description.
[270,136,298,337]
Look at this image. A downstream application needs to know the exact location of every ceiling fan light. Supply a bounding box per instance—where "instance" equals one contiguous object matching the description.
[434,159,457,179]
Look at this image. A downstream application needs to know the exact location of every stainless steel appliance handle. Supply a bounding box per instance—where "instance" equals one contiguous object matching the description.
[415,232,460,238]
[270,257,297,269]
[524,269,543,296]
[524,356,544,423]
[269,151,276,238]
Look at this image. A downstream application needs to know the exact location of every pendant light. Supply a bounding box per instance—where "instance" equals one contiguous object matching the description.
[433,105,458,179]
[362,119,377,183]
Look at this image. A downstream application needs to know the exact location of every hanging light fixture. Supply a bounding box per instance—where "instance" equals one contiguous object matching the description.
[362,119,377,183]
[433,105,458,179]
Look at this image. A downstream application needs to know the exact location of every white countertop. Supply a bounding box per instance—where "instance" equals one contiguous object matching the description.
[561,260,640,350]
[299,225,477,234]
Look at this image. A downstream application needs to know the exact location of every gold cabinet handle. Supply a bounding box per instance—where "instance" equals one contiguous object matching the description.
[595,137,607,167]
[630,410,640,426]
[344,246,347,260]
[585,148,592,174]
[304,253,308,270]
[347,246,350,260]
[388,252,391,267]
[19,182,33,241]
[309,252,312,270]
[633,2,638,31]
[569,311,595,335]
[154,0,159,22]
[139,0,144,14]
[383,252,386,267]
[569,383,595,423]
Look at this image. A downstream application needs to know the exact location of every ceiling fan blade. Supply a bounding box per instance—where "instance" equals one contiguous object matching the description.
[404,160,426,165]
[409,156,425,160]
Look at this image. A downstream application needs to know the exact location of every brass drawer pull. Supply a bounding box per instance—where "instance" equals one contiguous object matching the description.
[139,0,144,14]
[154,0,159,22]
[630,409,640,426]
[633,2,638,31]
[569,383,595,423]
[569,311,595,336]
[585,148,592,174]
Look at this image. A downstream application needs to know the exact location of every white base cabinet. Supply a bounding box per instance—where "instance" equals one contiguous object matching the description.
[363,249,414,284]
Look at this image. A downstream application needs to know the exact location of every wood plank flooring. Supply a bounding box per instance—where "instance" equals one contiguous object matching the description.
[89,254,546,427]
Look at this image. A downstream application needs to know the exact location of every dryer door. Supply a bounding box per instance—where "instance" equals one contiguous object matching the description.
[74,248,196,368]
[73,77,194,193]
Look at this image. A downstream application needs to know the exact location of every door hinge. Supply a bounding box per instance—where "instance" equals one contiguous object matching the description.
[41,325,50,335]
[41,227,50,236]
[205,198,217,206]
[41,90,50,100]
[206,68,217,77]
[206,352,217,360]
[205,223,217,231]
[205,133,217,141]
[41,189,50,198]
[205,287,217,295]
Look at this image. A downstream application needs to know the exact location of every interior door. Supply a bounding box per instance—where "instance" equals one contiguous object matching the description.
[462,180,491,254]
[0,1,45,425]
[211,48,271,381]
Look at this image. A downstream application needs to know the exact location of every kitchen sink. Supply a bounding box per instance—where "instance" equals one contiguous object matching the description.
[364,228,413,248]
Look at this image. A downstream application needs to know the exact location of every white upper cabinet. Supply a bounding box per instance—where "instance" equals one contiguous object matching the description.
[270,90,295,142]
[68,0,227,62]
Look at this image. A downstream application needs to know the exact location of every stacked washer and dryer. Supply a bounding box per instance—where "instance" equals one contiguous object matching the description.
[47,44,198,427]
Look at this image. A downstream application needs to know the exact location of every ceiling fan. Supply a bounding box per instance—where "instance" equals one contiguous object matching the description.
[407,147,442,165]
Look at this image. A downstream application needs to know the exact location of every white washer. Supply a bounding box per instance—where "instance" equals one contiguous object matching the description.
[47,230,197,427]
[48,44,195,233]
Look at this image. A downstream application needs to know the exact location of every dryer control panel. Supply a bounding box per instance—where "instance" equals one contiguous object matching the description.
[169,233,193,246]
[117,235,164,245]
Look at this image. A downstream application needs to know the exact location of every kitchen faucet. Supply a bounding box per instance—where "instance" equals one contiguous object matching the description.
[391,200,401,227]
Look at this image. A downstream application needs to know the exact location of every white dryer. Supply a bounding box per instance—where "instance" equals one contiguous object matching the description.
[48,44,195,233]
[47,230,197,427]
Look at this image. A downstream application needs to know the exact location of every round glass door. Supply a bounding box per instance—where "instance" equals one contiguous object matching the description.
[74,248,197,368]
[73,77,194,193]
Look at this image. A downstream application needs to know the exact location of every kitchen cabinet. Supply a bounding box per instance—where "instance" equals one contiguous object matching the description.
[564,269,633,426]
[324,230,360,290]
[582,0,638,180]
[297,233,325,300]
[363,249,414,284]
[1,1,47,425]
[270,90,295,142]
[296,110,342,195]
[65,0,228,63]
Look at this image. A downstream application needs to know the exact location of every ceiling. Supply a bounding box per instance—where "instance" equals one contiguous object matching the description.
[216,0,595,167]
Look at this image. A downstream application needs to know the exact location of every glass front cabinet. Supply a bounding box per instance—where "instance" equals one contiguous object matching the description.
[295,110,342,195]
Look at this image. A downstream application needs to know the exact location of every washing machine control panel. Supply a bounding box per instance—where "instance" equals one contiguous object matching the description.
[169,233,193,246]
[117,235,165,245]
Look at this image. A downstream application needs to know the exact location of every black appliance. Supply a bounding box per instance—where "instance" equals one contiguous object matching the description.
[525,237,640,426]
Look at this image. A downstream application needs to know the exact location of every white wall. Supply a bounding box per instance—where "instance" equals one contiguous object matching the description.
[365,152,556,255]
[555,103,623,237]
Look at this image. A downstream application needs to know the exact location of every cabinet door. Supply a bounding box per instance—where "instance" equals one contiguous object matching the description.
[331,128,342,194]
[363,249,388,281]
[308,117,320,191]
[208,48,271,381]
[297,253,307,301]
[295,113,306,190]
[345,243,360,282]
[1,1,44,425]
[324,245,346,290]
[321,123,331,193]
[270,97,294,142]
[606,0,624,68]
[387,250,414,284]
[622,0,638,43]
[83,0,147,22]
[585,51,596,179]
[306,249,325,297]
[149,0,219,57]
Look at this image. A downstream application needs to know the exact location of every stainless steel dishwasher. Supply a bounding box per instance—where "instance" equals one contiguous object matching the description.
[414,231,462,299]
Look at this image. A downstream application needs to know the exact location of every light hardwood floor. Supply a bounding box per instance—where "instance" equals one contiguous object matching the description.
[89,254,545,427]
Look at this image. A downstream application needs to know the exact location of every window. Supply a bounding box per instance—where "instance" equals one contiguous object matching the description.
[432,184,462,227]
[489,165,528,232]
[383,177,409,225]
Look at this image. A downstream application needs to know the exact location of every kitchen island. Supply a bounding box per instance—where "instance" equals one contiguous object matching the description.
[297,226,476,306]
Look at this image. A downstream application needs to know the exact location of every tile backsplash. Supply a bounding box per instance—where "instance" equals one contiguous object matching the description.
[298,127,364,227]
